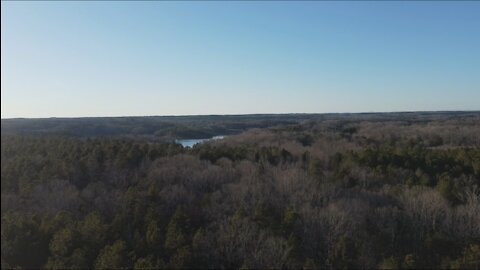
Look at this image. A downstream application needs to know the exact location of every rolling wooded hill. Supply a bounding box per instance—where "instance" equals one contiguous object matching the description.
[1,112,479,269]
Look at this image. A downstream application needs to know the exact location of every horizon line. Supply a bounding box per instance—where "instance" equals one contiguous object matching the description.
[2,110,479,120]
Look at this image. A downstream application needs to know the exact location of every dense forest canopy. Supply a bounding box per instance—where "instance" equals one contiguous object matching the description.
[1,112,479,269]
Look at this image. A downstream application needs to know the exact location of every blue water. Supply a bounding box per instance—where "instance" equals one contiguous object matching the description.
[176,135,224,148]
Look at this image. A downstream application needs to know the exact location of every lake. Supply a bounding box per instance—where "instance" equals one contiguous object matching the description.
[175,135,224,148]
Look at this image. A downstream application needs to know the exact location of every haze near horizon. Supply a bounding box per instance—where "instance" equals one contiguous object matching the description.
[1,1,479,118]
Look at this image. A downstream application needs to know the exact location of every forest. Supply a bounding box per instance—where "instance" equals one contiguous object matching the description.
[1,112,479,269]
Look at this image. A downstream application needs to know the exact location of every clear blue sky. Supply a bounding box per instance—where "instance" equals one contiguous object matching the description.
[1,1,479,118]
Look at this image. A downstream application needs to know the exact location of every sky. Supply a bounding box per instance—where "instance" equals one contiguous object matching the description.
[1,1,479,118]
